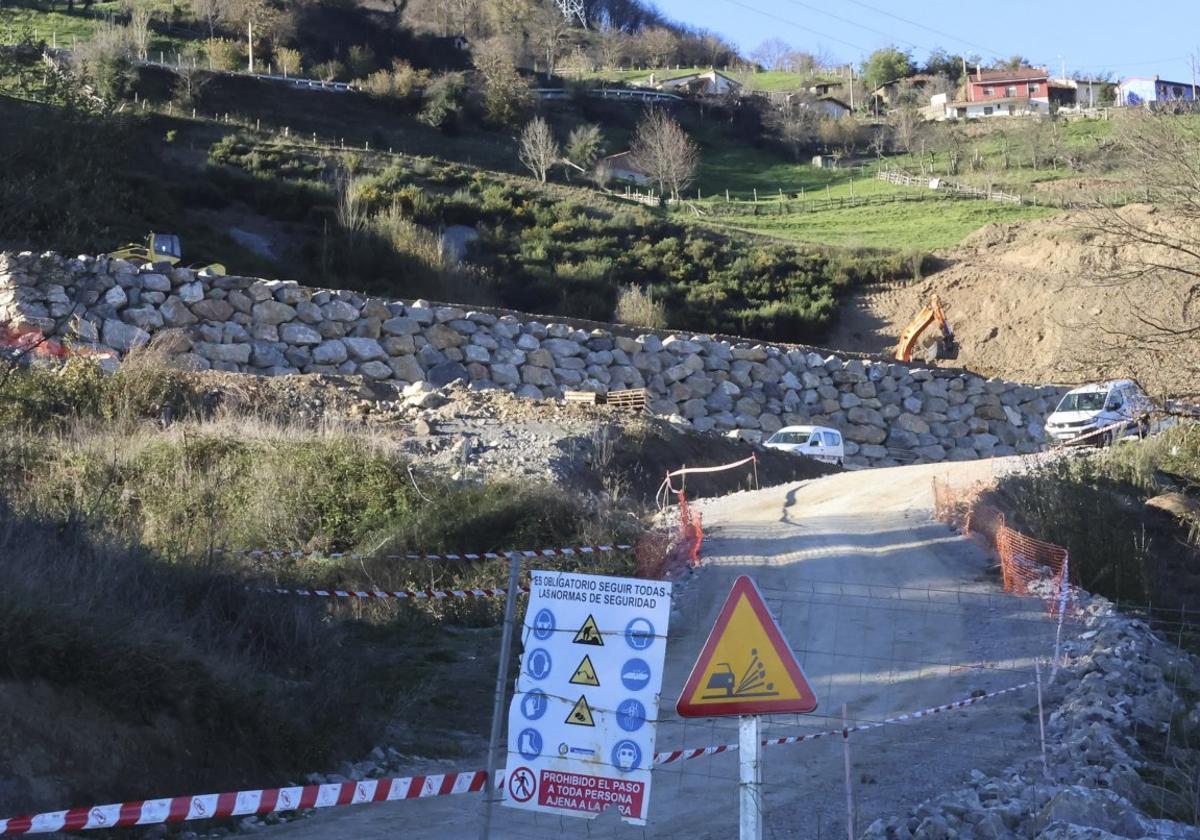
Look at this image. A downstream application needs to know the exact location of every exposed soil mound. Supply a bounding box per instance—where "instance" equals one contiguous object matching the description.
[827,206,1198,396]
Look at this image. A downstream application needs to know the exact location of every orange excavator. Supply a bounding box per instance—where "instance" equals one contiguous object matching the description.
[894,294,958,364]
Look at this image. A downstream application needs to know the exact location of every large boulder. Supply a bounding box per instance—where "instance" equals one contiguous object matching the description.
[102,318,150,351]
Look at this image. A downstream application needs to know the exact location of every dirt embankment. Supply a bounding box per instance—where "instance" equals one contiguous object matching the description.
[827,205,1199,396]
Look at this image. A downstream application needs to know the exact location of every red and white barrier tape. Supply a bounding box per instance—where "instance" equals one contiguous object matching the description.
[227,544,631,562]
[261,585,528,601]
[654,680,1033,764]
[1053,417,1139,448]
[0,681,1033,833]
[664,455,757,479]
[657,455,757,508]
[0,771,491,835]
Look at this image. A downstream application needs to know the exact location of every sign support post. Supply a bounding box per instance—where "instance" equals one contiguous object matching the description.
[480,552,523,840]
[738,715,763,840]
[677,575,819,837]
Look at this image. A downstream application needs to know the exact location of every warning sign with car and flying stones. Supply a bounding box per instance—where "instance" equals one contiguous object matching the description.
[502,570,672,824]
[676,575,817,717]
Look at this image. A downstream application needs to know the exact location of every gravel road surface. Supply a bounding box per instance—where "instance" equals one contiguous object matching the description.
[257,457,1056,839]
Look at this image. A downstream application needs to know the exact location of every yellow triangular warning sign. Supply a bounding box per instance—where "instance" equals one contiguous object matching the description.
[565,695,595,726]
[573,614,604,646]
[676,575,818,718]
[569,654,600,687]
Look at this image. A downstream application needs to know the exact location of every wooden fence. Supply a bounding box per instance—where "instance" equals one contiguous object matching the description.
[877,170,1024,204]
[610,187,663,207]
[680,190,960,217]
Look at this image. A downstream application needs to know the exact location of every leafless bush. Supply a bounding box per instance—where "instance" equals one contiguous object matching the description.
[614,284,667,329]
[518,116,559,183]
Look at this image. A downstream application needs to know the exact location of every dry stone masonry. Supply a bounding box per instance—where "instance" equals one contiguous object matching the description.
[0,251,1064,468]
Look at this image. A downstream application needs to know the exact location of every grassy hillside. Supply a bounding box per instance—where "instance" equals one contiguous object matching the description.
[700,198,1060,253]
[0,352,637,814]
[0,76,926,343]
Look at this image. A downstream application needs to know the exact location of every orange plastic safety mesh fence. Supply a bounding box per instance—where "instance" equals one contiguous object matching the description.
[677,491,703,568]
[995,525,1068,596]
[634,491,703,580]
[931,477,1074,618]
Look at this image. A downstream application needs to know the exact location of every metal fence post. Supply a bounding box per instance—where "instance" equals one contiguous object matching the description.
[479,552,523,840]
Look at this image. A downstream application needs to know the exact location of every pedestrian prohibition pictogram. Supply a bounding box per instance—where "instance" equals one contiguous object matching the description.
[676,575,818,717]
[573,614,604,645]
[508,766,536,803]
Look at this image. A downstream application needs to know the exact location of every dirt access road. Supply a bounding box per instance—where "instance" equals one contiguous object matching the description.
[259,458,1057,839]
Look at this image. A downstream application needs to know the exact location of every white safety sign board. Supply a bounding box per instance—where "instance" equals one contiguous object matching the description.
[502,570,672,824]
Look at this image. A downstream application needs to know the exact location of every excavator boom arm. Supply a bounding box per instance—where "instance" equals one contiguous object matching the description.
[894,294,955,363]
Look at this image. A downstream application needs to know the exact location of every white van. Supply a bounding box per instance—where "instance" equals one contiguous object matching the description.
[1044,380,1152,445]
[764,425,845,466]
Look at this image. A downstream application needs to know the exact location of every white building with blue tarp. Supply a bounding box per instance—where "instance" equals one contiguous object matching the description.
[1117,76,1197,106]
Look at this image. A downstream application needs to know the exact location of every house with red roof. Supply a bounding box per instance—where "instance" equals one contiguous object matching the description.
[943,67,1051,119]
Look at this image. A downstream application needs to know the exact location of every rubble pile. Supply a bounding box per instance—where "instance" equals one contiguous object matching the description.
[865,590,1200,839]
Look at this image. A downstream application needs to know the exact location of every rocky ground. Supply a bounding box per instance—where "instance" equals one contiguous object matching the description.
[865,583,1200,839]
[188,372,836,505]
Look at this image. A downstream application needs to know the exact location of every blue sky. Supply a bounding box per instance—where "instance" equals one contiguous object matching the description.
[653,0,1197,83]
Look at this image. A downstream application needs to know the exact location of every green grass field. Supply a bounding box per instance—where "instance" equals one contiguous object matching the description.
[703,197,1058,251]
[0,3,119,47]
[0,2,188,55]
[694,131,897,198]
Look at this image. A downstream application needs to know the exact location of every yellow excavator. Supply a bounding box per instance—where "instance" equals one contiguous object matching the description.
[895,294,958,364]
[109,233,224,275]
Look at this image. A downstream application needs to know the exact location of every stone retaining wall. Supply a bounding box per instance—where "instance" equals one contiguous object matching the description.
[0,251,1064,468]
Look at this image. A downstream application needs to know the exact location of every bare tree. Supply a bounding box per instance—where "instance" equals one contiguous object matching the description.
[890,103,922,152]
[596,22,625,69]
[189,0,225,38]
[629,108,698,200]
[172,49,213,105]
[518,116,559,183]
[1072,110,1200,395]
[529,5,572,75]
[750,37,790,71]
[768,95,820,160]
[637,27,676,68]
[125,0,154,61]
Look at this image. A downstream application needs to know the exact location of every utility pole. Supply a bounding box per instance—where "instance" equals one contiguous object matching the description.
[247,20,254,74]
[848,64,855,111]
[1192,53,1198,102]
[962,55,970,101]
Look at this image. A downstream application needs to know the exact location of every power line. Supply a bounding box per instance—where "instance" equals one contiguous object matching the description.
[839,0,1007,61]
[779,0,937,55]
[716,0,871,55]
